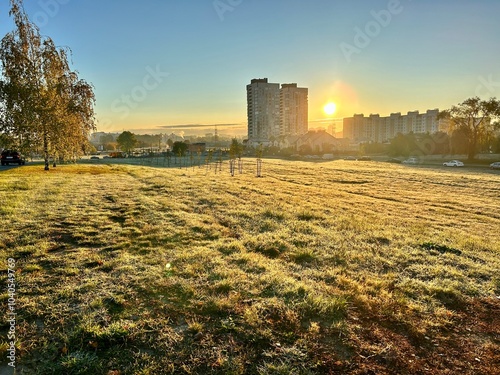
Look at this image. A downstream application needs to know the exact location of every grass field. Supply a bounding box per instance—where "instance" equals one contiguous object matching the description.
[1,159,499,374]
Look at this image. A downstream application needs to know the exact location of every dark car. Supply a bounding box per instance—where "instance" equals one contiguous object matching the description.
[1,150,26,166]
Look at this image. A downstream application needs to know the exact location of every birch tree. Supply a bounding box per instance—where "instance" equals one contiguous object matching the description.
[0,0,95,169]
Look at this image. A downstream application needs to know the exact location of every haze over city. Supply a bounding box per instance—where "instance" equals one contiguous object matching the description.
[1,0,499,137]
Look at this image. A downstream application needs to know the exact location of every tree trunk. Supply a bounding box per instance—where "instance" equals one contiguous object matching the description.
[44,132,50,171]
[468,138,477,161]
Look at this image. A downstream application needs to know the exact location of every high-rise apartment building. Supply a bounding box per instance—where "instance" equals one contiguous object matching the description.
[247,78,308,144]
[343,109,449,143]
[246,79,280,144]
[280,83,309,137]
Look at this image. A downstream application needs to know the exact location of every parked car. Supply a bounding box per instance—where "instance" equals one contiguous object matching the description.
[90,156,100,160]
[402,157,419,165]
[490,162,500,170]
[0,150,26,165]
[443,160,464,167]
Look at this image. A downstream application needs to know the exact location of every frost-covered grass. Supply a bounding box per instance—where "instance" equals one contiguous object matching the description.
[1,160,499,374]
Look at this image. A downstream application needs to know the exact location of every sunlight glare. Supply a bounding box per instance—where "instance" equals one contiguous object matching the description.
[324,102,337,116]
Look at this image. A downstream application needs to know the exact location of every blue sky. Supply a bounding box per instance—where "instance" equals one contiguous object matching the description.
[1,0,499,136]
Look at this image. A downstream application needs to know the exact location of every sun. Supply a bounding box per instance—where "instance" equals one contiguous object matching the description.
[323,102,337,116]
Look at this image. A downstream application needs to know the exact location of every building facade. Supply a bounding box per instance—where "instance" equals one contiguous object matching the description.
[343,109,449,143]
[247,79,281,144]
[280,83,309,137]
[247,78,308,145]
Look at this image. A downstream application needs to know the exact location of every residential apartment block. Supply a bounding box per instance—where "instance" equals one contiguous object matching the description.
[280,83,309,137]
[247,78,308,145]
[343,109,449,143]
[247,79,280,144]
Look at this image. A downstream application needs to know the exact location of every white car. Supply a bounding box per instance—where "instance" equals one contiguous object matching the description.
[402,157,419,165]
[443,160,464,167]
[490,162,500,170]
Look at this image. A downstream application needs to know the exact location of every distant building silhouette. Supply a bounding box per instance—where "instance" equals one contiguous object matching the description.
[295,130,339,154]
[343,109,449,143]
[247,78,308,145]
[188,143,206,154]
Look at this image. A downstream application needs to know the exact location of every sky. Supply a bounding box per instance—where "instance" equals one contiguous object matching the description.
[1,0,500,137]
